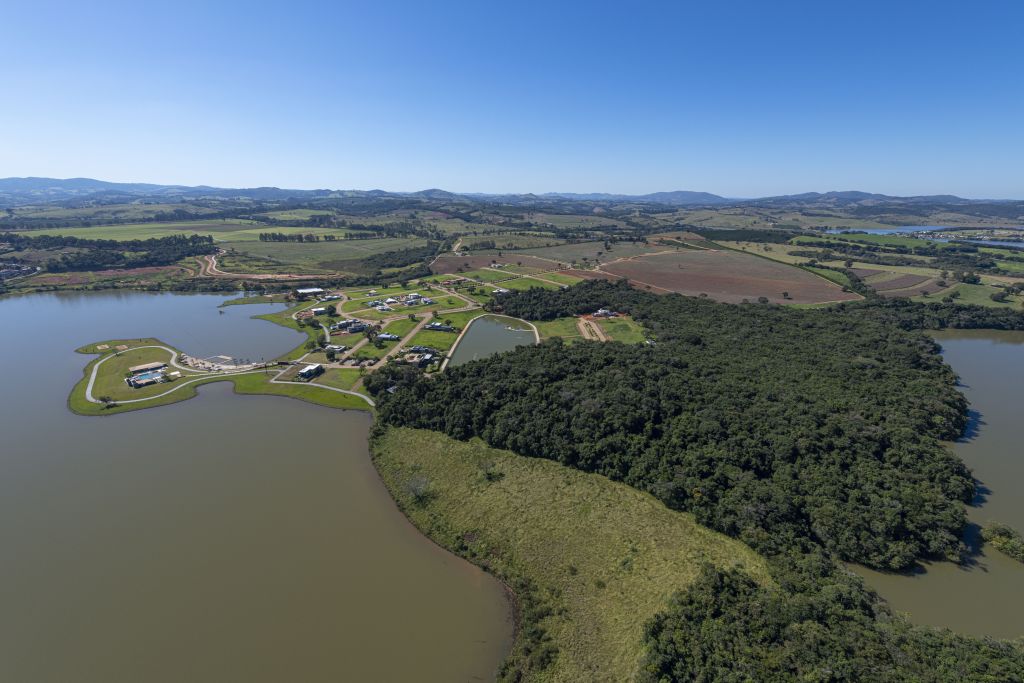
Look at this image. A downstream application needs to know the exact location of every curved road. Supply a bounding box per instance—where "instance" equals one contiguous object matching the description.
[85,345,374,407]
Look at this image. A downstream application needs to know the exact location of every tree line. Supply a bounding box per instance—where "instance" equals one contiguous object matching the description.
[0,232,216,272]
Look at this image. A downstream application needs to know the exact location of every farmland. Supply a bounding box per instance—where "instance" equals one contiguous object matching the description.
[599,249,859,304]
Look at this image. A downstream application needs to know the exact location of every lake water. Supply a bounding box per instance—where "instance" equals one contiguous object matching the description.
[0,292,512,682]
[855,329,1024,639]
[447,314,537,367]
[826,226,1024,236]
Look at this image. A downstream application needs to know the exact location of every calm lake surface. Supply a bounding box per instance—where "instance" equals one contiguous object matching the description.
[0,292,511,683]
[448,314,537,367]
[856,329,1024,639]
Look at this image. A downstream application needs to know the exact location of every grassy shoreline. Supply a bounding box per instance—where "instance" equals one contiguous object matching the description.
[371,427,770,682]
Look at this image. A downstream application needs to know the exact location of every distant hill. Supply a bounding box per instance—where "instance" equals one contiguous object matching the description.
[0,177,1017,209]
[538,190,729,205]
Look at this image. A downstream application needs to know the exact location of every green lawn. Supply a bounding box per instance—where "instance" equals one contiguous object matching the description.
[382,316,421,338]
[405,328,462,353]
[497,276,561,291]
[373,428,770,682]
[317,368,363,391]
[534,317,585,344]
[595,316,647,344]
[538,271,585,286]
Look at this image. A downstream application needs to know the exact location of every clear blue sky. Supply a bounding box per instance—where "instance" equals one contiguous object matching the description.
[1,0,1021,197]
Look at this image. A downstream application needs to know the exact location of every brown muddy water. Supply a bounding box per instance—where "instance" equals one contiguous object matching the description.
[855,329,1024,639]
[0,292,512,682]
[448,314,537,367]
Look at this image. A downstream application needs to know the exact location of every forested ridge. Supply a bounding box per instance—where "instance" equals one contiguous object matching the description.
[0,232,215,271]
[369,280,976,570]
[366,280,1024,679]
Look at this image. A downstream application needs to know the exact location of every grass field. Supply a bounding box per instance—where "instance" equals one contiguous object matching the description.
[461,234,563,250]
[405,327,462,353]
[13,219,334,242]
[539,271,586,286]
[373,428,770,682]
[595,316,647,344]
[497,276,561,291]
[535,317,585,342]
[804,266,852,287]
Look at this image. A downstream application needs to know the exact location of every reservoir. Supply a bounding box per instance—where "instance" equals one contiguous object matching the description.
[0,292,512,683]
[447,314,538,367]
[855,329,1024,639]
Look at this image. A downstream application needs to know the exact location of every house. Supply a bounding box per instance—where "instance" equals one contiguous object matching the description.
[296,287,324,296]
[298,364,324,379]
[406,292,421,300]
[330,319,352,331]
[128,362,167,375]
[310,307,327,315]
[325,344,347,352]
[594,308,618,318]
[347,322,369,333]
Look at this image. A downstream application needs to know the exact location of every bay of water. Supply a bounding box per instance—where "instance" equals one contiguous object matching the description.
[855,330,1024,639]
[0,292,512,682]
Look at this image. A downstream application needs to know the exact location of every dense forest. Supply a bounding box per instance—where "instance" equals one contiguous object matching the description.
[640,558,1024,682]
[367,280,983,570]
[0,232,216,271]
[365,279,1024,678]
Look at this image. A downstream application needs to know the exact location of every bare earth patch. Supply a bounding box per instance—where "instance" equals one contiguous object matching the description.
[598,250,860,304]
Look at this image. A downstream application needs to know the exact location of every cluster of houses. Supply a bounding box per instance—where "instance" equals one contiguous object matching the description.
[0,262,35,281]
[364,292,434,313]
[331,318,369,334]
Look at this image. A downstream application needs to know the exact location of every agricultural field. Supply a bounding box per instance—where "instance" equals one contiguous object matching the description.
[12,220,356,242]
[458,268,515,283]
[221,236,428,272]
[373,428,770,682]
[598,249,859,304]
[459,233,563,250]
[515,240,663,265]
[430,253,558,274]
[525,213,627,229]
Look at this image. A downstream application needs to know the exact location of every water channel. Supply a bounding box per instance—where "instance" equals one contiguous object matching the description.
[855,329,1024,639]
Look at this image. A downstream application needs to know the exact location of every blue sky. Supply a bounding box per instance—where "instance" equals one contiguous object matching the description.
[1,1,1022,197]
